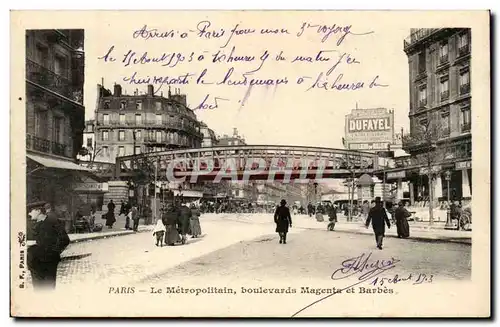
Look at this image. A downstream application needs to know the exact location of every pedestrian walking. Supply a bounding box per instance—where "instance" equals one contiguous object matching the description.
[365,197,391,250]
[131,205,140,231]
[178,201,192,244]
[105,200,116,229]
[189,203,202,238]
[274,199,292,244]
[327,204,337,231]
[152,219,166,247]
[27,203,70,290]
[394,202,411,238]
[161,204,180,246]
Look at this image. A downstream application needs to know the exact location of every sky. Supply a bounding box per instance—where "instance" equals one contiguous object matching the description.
[82,11,411,149]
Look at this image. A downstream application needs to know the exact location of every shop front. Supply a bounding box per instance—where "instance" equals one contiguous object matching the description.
[26,153,99,234]
[73,181,108,215]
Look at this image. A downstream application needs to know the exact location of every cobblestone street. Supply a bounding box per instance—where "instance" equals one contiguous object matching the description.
[20,213,472,317]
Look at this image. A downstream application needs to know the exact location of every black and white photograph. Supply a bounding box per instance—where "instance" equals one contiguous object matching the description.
[10,11,490,317]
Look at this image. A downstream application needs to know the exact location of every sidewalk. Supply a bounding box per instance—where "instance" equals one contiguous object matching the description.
[26,223,153,247]
[218,213,472,245]
[294,214,472,245]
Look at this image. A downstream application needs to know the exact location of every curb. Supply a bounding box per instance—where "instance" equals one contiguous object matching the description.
[69,227,152,244]
[330,228,472,245]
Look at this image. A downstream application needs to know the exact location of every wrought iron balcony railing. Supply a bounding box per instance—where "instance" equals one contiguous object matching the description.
[439,54,449,64]
[460,84,470,95]
[458,45,470,57]
[26,134,68,157]
[26,59,83,104]
[404,28,440,49]
[440,90,450,101]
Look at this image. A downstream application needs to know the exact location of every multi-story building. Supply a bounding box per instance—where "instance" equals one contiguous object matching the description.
[77,119,96,162]
[217,128,246,146]
[25,29,90,229]
[399,28,472,205]
[94,84,203,163]
[200,122,218,148]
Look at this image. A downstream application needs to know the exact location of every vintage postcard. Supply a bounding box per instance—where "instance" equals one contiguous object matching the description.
[10,10,490,317]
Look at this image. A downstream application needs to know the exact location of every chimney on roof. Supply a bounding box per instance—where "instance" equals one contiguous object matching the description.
[147,84,154,97]
[114,84,122,97]
[233,128,238,136]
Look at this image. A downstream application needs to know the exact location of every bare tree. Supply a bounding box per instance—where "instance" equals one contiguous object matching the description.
[78,139,104,169]
[403,116,451,225]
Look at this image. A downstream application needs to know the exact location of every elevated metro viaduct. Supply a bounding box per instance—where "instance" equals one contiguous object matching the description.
[108,145,381,182]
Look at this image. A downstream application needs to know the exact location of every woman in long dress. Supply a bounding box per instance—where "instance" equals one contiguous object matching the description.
[394,202,411,238]
[161,204,180,246]
[189,203,202,238]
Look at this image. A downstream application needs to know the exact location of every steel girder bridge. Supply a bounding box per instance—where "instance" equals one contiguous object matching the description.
[110,145,379,182]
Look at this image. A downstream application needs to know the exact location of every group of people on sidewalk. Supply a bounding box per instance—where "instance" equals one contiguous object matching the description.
[104,200,141,231]
[152,201,202,247]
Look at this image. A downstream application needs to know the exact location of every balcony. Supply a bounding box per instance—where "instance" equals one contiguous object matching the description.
[26,59,82,104]
[404,28,441,49]
[460,83,470,95]
[461,123,471,133]
[26,134,68,157]
[418,98,428,108]
[458,45,470,57]
[439,54,449,65]
[440,90,450,101]
[439,127,450,138]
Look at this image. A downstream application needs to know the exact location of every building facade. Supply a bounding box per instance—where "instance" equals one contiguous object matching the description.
[200,122,218,148]
[399,28,471,205]
[77,119,96,162]
[26,29,93,231]
[94,84,203,163]
[217,128,246,146]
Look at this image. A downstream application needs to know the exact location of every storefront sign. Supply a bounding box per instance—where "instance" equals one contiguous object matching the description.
[345,108,394,144]
[419,166,441,175]
[386,171,406,179]
[73,182,108,192]
[455,161,472,170]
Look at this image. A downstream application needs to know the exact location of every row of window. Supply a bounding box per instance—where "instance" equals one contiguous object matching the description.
[99,129,199,145]
[417,68,470,106]
[102,99,195,117]
[28,35,69,78]
[416,106,471,137]
[33,110,65,144]
[417,32,470,73]
[98,145,141,158]
[99,113,199,129]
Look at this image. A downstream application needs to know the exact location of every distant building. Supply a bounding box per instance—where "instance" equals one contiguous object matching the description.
[94,85,203,163]
[77,119,95,161]
[218,128,246,146]
[200,122,218,148]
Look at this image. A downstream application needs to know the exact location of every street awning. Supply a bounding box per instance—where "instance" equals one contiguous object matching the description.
[27,153,92,172]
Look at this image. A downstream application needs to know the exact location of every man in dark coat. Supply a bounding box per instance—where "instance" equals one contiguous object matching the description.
[365,197,391,250]
[106,200,116,228]
[274,199,292,244]
[327,204,337,231]
[27,203,70,290]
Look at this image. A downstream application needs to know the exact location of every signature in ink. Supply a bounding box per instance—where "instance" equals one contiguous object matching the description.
[194,94,229,110]
[291,252,399,317]
[331,252,400,282]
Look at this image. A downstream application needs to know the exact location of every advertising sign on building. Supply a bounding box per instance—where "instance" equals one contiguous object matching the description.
[344,108,395,151]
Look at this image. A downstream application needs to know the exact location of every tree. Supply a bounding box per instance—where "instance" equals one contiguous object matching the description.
[403,116,451,225]
[78,138,104,170]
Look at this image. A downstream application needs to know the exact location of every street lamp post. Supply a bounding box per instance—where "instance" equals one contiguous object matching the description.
[444,170,454,229]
